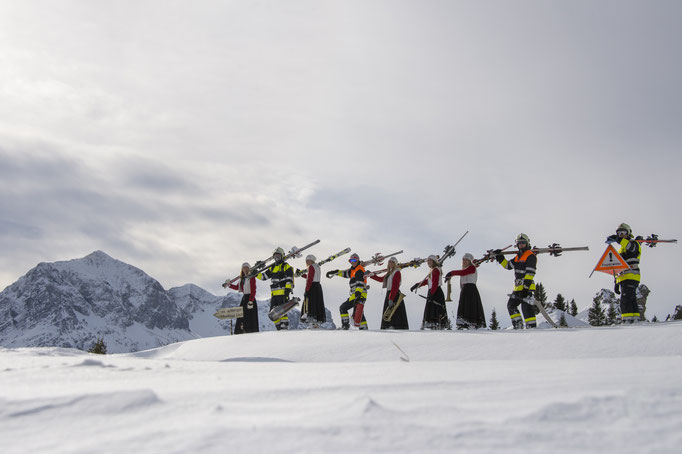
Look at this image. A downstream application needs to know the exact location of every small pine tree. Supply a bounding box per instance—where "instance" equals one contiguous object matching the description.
[489,308,500,330]
[554,293,566,312]
[89,337,107,355]
[652,315,658,323]
[535,283,548,308]
[606,302,619,325]
[588,293,607,327]
[569,299,578,317]
[559,313,568,327]
[674,305,682,320]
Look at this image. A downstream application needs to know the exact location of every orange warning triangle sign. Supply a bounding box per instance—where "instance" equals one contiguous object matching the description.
[592,244,630,276]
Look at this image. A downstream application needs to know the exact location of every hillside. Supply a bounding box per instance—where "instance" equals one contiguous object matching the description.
[1,323,681,453]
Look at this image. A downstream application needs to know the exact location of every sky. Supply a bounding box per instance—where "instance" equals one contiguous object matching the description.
[0,0,680,326]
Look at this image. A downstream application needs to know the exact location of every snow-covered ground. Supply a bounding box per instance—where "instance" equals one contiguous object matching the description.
[1,323,681,453]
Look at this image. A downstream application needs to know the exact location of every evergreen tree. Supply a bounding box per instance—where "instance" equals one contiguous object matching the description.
[535,283,548,308]
[606,302,619,325]
[559,312,568,327]
[554,293,566,312]
[652,315,658,323]
[569,299,578,317]
[588,293,607,327]
[489,308,500,330]
[674,305,682,320]
[88,337,107,355]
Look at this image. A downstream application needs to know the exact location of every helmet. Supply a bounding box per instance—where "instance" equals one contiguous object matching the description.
[305,254,316,262]
[349,253,360,264]
[617,223,632,237]
[516,233,530,243]
[273,247,285,262]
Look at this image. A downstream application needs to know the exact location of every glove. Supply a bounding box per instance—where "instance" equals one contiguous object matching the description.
[387,300,395,308]
[247,301,254,309]
[493,249,504,263]
[606,235,618,244]
[221,282,228,289]
[285,289,291,300]
[614,283,620,295]
[410,283,420,293]
[518,288,530,299]
[253,260,265,269]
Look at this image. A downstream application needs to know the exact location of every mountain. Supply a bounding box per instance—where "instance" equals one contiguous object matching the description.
[0,251,335,353]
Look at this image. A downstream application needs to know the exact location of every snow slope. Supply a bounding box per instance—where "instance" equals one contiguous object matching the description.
[1,322,681,453]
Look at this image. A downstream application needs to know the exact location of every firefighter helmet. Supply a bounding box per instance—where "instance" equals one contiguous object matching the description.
[617,223,632,237]
[349,253,360,264]
[516,233,531,247]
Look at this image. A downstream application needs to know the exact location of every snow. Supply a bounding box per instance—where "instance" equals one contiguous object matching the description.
[1,323,682,453]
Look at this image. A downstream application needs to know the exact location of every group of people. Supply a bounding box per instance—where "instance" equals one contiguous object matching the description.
[225,222,643,333]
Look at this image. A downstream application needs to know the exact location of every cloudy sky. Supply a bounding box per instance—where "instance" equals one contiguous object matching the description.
[1,0,680,326]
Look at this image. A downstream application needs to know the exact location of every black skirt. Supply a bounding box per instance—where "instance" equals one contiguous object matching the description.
[380,292,409,330]
[422,287,450,329]
[234,294,259,334]
[305,282,326,323]
[456,283,486,329]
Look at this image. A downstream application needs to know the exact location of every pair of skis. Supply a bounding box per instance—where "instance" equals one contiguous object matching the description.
[294,247,351,277]
[222,239,321,287]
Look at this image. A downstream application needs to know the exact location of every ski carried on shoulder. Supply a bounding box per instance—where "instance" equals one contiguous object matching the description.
[268,297,301,321]
[476,243,588,265]
[247,240,321,278]
[295,247,351,277]
[635,234,677,248]
[438,230,469,266]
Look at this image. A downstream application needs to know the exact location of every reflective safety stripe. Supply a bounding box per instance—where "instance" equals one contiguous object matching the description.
[271,289,286,296]
[523,274,535,280]
[524,316,537,323]
[510,313,521,319]
[622,312,640,318]
[360,320,368,326]
[500,259,509,269]
[340,313,349,319]
[349,291,368,301]
[525,267,536,273]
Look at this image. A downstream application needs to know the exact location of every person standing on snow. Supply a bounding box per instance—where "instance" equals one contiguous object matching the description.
[329,253,368,330]
[606,223,642,323]
[411,255,450,330]
[256,247,294,330]
[298,254,326,327]
[368,256,409,330]
[495,233,537,329]
[444,253,486,329]
[224,262,259,334]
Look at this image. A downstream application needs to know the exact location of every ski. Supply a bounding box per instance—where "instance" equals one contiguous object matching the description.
[360,250,404,267]
[247,239,321,278]
[476,244,588,264]
[222,254,275,288]
[268,297,301,321]
[437,230,469,267]
[367,257,427,276]
[635,234,677,248]
[295,247,351,277]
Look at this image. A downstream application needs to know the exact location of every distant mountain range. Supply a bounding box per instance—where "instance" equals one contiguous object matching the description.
[0,251,334,353]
